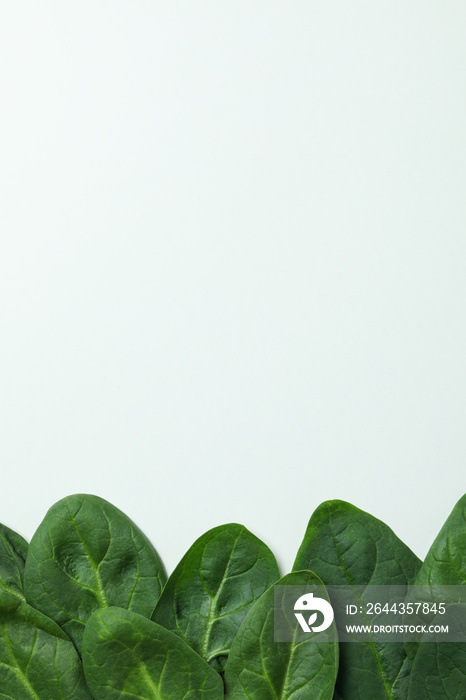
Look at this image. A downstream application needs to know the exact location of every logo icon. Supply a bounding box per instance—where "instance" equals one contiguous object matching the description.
[294,592,334,633]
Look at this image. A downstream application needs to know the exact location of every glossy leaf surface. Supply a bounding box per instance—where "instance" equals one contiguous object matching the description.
[0,590,92,700]
[406,494,466,699]
[83,606,224,700]
[413,493,465,587]
[0,523,28,601]
[152,522,279,672]
[24,493,167,652]
[408,608,466,700]
[224,570,339,699]
[293,500,421,699]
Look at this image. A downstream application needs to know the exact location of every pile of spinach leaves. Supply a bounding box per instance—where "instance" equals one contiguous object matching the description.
[0,492,464,699]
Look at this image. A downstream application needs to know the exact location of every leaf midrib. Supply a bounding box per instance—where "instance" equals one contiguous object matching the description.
[201,530,243,662]
[65,503,108,607]
[327,508,394,699]
[0,627,41,700]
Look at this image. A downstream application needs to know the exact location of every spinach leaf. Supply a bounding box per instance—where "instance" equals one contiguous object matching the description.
[406,493,466,699]
[0,589,92,700]
[223,570,339,699]
[83,606,224,699]
[293,500,421,699]
[408,607,466,700]
[151,522,279,672]
[0,523,28,601]
[412,493,465,587]
[24,493,167,653]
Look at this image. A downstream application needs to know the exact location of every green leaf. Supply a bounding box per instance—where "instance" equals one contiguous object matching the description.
[406,493,466,699]
[223,570,339,700]
[293,500,421,699]
[151,523,279,672]
[0,523,28,601]
[413,493,465,587]
[82,606,224,700]
[407,607,466,700]
[0,590,92,700]
[24,493,167,653]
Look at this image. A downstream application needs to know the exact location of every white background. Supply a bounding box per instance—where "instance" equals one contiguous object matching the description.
[1,2,465,575]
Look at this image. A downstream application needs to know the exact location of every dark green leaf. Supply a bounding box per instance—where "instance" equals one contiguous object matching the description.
[406,493,466,699]
[0,590,92,700]
[152,523,279,672]
[224,570,339,699]
[0,523,28,601]
[407,607,466,700]
[83,606,224,700]
[413,493,465,587]
[24,493,167,653]
[293,500,421,699]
